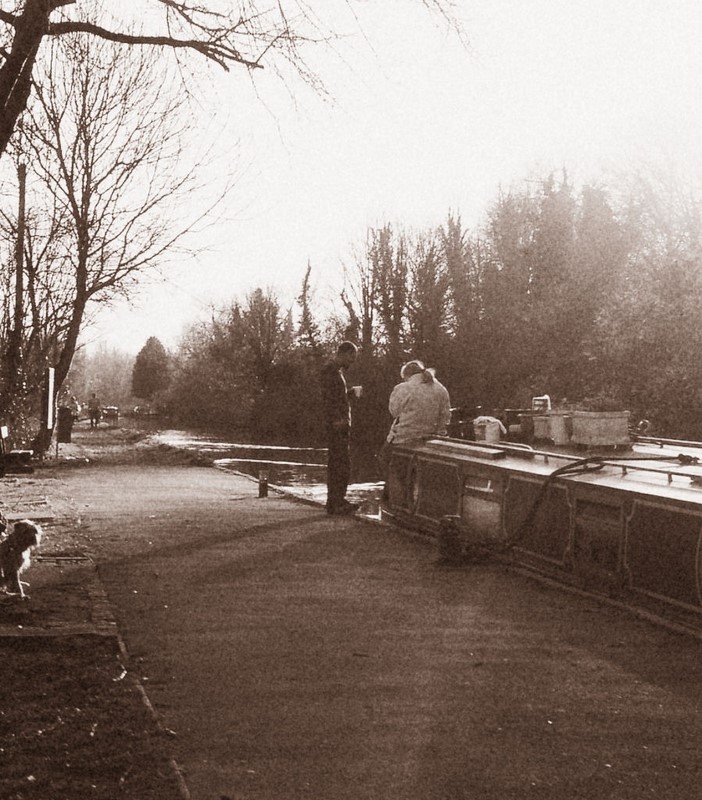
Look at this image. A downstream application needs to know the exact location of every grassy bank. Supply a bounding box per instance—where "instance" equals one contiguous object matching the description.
[0,420,189,800]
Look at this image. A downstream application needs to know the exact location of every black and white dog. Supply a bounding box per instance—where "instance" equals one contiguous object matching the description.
[0,519,42,599]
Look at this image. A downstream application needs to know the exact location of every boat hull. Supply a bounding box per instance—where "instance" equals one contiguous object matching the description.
[385,437,702,621]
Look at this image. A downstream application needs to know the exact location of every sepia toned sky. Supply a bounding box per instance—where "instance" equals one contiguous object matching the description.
[84,0,702,354]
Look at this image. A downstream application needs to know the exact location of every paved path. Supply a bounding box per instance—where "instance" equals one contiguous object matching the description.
[56,463,702,800]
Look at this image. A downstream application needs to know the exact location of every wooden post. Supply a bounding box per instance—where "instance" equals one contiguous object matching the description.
[6,162,26,395]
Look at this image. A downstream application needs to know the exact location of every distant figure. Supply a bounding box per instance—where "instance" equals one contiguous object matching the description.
[57,391,79,443]
[68,395,81,420]
[379,360,451,498]
[320,341,360,516]
[87,393,101,429]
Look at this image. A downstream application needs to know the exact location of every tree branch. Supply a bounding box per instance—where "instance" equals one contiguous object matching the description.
[47,19,263,71]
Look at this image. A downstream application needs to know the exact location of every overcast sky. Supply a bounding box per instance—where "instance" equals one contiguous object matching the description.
[83,0,702,354]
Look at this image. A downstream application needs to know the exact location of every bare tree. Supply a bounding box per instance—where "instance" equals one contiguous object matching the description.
[296,261,322,352]
[5,30,217,435]
[0,152,72,423]
[342,233,378,355]
[0,0,463,160]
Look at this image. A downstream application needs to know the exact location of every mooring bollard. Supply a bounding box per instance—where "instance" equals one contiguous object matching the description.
[258,469,269,498]
[438,515,463,564]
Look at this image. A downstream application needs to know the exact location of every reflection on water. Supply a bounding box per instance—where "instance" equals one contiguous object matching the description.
[153,430,327,463]
[215,458,327,487]
[152,430,385,518]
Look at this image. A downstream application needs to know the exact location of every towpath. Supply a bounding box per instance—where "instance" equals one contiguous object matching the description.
[48,452,702,799]
[8,423,702,799]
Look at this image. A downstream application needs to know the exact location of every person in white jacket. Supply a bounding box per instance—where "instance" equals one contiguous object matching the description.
[378,360,451,501]
[386,360,452,445]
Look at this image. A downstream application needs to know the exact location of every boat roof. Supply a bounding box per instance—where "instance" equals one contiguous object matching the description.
[396,436,702,507]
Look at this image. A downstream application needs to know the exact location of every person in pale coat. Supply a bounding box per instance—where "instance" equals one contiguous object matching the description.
[386,360,451,445]
[379,360,451,500]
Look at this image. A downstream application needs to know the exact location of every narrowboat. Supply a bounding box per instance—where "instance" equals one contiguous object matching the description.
[383,425,702,627]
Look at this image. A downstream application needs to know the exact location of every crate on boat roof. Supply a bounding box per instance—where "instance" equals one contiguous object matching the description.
[571,410,630,447]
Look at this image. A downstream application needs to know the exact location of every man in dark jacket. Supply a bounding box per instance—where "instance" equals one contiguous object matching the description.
[320,341,359,515]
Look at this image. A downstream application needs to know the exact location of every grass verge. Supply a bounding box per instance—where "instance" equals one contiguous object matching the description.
[0,635,182,800]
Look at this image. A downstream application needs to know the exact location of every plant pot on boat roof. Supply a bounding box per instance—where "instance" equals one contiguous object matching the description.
[571,397,630,446]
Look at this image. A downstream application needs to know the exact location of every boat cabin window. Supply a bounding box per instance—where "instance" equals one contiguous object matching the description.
[461,473,503,538]
[463,474,502,496]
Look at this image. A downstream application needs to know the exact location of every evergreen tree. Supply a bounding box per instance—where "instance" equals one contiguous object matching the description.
[406,230,451,370]
[370,224,408,365]
[479,188,539,406]
[439,212,484,408]
[132,337,171,401]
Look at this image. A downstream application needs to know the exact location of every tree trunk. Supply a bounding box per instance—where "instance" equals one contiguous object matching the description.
[0,0,57,157]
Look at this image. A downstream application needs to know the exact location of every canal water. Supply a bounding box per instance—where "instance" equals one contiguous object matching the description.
[151,430,385,518]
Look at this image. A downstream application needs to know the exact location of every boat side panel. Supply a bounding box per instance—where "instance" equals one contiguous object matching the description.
[387,452,416,514]
[461,473,504,541]
[626,502,702,609]
[504,478,571,566]
[570,489,628,592]
[417,458,462,520]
